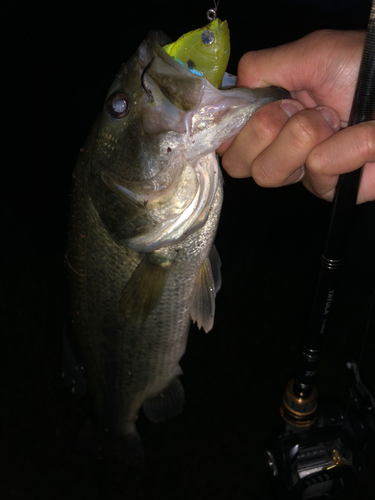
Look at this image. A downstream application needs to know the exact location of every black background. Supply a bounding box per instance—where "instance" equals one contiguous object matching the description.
[2,0,375,498]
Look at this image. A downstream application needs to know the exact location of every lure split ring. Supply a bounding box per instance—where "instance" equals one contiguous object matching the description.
[207,8,217,21]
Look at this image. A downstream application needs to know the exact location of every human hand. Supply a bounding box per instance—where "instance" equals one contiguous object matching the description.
[218,30,375,204]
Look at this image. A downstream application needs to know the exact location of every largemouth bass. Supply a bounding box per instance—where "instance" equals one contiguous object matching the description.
[66,19,288,461]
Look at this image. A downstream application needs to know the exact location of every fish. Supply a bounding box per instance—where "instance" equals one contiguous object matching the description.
[65,19,289,463]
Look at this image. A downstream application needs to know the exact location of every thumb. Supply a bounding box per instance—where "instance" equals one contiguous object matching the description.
[237,30,362,95]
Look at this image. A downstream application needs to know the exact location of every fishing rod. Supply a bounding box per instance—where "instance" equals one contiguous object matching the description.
[265,0,375,497]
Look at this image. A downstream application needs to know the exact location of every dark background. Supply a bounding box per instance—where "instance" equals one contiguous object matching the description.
[2,0,375,498]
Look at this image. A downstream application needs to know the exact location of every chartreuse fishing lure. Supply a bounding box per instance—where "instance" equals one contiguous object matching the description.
[163,15,230,89]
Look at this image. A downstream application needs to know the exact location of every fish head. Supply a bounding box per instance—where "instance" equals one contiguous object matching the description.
[86,30,288,251]
[91,30,202,191]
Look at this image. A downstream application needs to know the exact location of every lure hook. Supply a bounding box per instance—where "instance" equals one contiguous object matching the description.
[207,0,219,21]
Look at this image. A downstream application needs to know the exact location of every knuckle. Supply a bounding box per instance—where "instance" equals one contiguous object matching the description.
[288,113,320,148]
[358,123,375,160]
[221,153,235,174]
[305,29,335,44]
[251,157,277,187]
[221,153,246,178]
[238,52,258,85]
[306,147,327,175]
[250,111,280,143]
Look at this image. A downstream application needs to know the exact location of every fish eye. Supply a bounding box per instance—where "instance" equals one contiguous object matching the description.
[106,92,130,119]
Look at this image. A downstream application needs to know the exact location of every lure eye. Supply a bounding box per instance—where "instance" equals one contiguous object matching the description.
[106,92,130,119]
[201,29,214,45]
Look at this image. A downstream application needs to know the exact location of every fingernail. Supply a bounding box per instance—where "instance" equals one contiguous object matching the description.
[316,106,340,130]
[285,165,305,185]
[280,100,304,118]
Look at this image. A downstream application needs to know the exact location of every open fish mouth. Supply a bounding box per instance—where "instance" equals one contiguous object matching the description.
[137,30,284,153]
[139,30,209,113]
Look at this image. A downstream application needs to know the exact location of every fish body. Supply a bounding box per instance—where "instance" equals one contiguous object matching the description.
[66,26,288,460]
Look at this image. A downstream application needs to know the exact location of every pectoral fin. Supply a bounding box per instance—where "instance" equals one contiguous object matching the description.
[190,256,216,333]
[143,375,185,423]
[119,254,172,323]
